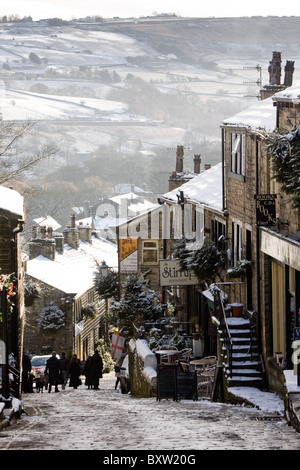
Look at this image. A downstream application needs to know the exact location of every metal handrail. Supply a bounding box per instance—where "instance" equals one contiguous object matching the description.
[8,364,20,398]
[214,288,233,378]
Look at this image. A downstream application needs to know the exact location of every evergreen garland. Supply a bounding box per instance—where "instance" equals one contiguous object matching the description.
[174,239,227,283]
[266,125,300,209]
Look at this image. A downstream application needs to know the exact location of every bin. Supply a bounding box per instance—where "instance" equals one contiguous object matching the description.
[231,303,244,317]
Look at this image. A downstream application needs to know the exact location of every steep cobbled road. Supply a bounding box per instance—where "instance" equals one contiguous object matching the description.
[1,372,300,451]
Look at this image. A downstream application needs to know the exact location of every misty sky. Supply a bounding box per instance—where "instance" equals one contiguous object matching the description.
[2,0,300,21]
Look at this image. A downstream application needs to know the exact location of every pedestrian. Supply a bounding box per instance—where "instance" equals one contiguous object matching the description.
[89,350,103,390]
[69,354,81,389]
[59,352,69,390]
[45,351,61,393]
[114,349,128,390]
[83,355,92,389]
[22,353,32,393]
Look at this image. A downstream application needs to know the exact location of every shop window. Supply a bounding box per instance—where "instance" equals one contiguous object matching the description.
[142,240,158,264]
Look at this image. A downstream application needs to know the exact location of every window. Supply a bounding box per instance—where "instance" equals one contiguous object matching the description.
[230,132,245,176]
[231,221,242,265]
[142,240,158,264]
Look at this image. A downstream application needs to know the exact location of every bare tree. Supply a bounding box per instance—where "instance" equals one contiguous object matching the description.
[0,120,58,185]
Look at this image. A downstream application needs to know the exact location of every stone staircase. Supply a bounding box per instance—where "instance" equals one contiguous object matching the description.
[222,317,265,389]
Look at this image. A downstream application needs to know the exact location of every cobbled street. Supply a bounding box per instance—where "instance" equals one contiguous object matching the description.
[1,372,300,451]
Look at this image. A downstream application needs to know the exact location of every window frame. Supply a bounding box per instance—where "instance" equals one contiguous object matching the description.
[142,240,158,265]
[230,132,246,178]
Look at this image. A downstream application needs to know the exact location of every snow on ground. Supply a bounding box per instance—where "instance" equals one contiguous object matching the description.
[284,369,300,393]
[4,371,300,451]
[229,386,285,416]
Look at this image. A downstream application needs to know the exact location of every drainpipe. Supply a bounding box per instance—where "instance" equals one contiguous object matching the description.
[13,223,24,398]
[221,128,226,212]
[255,136,262,353]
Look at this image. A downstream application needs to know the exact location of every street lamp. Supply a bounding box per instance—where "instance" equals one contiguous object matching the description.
[100,260,109,278]
[99,261,109,339]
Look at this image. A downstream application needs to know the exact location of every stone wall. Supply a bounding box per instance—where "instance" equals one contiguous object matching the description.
[128,338,157,397]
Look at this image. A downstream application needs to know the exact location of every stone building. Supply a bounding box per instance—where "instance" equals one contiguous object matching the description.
[221,81,300,392]
[0,186,26,397]
[25,216,118,360]
[117,163,224,356]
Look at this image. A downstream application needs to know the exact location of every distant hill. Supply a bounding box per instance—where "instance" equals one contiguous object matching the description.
[1,16,299,222]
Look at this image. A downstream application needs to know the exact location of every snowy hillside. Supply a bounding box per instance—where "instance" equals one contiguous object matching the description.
[1,16,300,220]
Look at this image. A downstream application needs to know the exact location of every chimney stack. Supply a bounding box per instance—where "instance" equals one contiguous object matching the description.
[63,214,79,249]
[176,145,184,173]
[29,226,56,260]
[78,222,92,244]
[194,154,201,174]
[268,51,282,85]
[284,60,295,87]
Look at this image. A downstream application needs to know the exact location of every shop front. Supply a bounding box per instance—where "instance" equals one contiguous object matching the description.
[261,229,300,369]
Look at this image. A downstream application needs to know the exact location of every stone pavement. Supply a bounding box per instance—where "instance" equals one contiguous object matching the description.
[1,372,300,450]
[284,370,300,434]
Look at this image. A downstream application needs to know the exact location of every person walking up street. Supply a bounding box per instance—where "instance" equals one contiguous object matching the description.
[114,349,128,390]
[45,352,61,393]
[89,350,103,390]
[69,354,81,389]
[59,352,69,390]
[22,353,32,393]
[83,355,92,389]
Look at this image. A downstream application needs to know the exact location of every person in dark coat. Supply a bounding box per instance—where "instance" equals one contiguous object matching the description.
[83,355,92,389]
[59,352,69,390]
[45,351,61,393]
[69,354,81,389]
[89,350,103,390]
[22,353,32,393]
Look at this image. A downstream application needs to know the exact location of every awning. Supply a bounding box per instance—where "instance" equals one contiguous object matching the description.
[260,228,300,271]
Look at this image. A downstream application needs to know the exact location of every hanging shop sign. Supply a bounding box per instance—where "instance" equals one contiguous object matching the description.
[255,194,277,227]
[159,259,198,286]
[119,238,138,273]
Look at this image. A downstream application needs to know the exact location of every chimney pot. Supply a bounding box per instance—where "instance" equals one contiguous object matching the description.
[71,214,76,229]
[284,60,295,87]
[176,145,184,173]
[194,154,201,174]
[41,226,47,239]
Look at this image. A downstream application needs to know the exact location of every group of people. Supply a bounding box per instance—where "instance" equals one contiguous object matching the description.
[45,351,84,393]
[83,350,104,390]
[21,350,104,393]
[22,347,128,393]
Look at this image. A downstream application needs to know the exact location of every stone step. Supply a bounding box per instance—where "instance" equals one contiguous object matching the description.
[227,376,264,388]
[227,317,251,329]
[231,360,261,369]
[229,368,263,378]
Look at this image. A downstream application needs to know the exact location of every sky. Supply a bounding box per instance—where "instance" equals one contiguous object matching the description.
[2,0,300,21]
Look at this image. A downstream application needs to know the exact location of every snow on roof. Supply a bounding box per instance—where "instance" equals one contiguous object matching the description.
[26,236,118,297]
[222,83,300,132]
[161,163,223,212]
[272,83,300,102]
[222,96,276,132]
[0,186,24,218]
[33,215,61,231]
